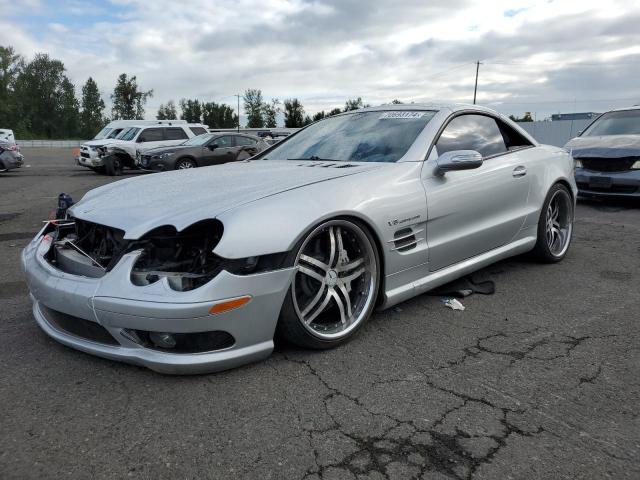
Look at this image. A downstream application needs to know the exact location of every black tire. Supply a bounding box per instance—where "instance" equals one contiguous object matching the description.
[277,218,380,349]
[175,158,197,170]
[531,183,574,263]
[104,155,123,176]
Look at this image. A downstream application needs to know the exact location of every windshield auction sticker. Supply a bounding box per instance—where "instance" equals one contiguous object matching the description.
[379,111,425,119]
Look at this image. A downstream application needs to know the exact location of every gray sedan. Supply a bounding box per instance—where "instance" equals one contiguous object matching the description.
[566,106,640,197]
[22,104,576,374]
[138,132,268,171]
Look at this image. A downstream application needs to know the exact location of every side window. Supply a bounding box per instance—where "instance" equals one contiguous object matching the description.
[495,119,533,151]
[137,128,163,143]
[189,126,207,136]
[214,136,233,147]
[164,127,188,140]
[235,136,257,146]
[436,114,507,158]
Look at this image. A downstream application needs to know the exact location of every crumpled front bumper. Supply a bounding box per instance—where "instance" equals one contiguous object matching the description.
[21,231,295,374]
[575,167,640,197]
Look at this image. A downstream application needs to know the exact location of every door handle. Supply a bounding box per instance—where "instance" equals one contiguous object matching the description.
[512,166,527,177]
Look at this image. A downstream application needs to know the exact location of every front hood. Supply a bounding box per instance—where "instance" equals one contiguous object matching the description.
[69,160,382,238]
[565,135,640,158]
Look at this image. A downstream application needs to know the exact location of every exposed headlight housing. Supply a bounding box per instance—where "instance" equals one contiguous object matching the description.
[574,159,583,169]
[130,219,225,291]
[632,160,640,170]
[129,219,288,292]
[159,152,175,159]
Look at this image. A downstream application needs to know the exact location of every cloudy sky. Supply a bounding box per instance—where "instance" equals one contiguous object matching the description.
[2,0,640,122]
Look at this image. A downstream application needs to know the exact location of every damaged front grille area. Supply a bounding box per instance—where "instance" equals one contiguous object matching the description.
[579,157,638,172]
[45,217,289,290]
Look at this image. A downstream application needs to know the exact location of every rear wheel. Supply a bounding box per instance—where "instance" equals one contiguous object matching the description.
[531,184,574,262]
[175,158,196,170]
[277,219,380,349]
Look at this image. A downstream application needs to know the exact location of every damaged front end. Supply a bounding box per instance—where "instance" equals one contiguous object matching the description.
[44,217,288,290]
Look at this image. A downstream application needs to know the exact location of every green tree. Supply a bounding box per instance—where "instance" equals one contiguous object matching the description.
[391,99,403,104]
[509,112,534,122]
[80,77,106,138]
[312,111,326,122]
[180,98,202,123]
[0,45,23,128]
[59,77,80,137]
[243,89,264,128]
[283,98,305,128]
[262,98,280,128]
[344,97,367,112]
[303,115,312,126]
[156,100,177,120]
[13,53,78,138]
[329,107,342,116]
[202,102,237,128]
[111,73,153,120]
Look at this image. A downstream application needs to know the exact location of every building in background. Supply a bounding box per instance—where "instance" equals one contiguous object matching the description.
[551,112,600,121]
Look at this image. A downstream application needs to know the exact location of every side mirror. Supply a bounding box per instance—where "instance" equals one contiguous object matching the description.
[137,137,146,143]
[436,150,483,174]
[208,144,218,150]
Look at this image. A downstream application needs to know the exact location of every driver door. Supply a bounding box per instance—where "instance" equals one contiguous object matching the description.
[423,113,532,271]
[202,135,235,166]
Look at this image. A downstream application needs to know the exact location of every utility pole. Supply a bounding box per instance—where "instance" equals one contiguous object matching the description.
[235,94,241,132]
[473,61,482,105]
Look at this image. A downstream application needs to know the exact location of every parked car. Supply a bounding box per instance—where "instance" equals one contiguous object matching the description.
[77,123,208,175]
[0,128,16,145]
[0,140,24,172]
[565,106,640,197]
[138,132,269,171]
[22,104,576,374]
[91,120,195,143]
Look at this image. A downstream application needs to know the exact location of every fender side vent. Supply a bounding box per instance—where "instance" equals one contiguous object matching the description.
[393,227,417,252]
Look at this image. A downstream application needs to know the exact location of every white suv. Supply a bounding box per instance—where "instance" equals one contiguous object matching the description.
[78,123,208,175]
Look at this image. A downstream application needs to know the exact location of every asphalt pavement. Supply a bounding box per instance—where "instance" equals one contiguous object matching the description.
[1,148,639,479]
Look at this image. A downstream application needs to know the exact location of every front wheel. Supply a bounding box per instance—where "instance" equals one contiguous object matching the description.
[104,155,123,176]
[277,219,380,349]
[531,183,574,262]
[175,158,197,170]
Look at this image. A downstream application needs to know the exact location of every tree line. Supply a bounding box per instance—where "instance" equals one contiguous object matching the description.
[1,44,381,139]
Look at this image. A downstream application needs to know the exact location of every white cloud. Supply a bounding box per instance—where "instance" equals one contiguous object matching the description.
[2,0,640,121]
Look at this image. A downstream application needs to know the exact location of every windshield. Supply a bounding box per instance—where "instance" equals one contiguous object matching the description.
[262,110,436,163]
[117,127,140,141]
[93,127,112,140]
[583,110,640,136]
[183,133,217,146]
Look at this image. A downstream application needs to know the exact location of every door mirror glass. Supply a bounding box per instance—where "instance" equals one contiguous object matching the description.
[436,150,483,174]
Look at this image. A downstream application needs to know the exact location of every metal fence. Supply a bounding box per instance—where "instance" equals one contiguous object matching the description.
[17,140,84,148]
[518,119,592,147]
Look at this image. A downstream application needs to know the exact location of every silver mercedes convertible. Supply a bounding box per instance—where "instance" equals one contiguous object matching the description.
[22,104,576,374]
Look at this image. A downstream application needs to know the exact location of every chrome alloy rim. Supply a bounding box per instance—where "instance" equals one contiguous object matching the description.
[546,189,573,257]
[292,220,377,340]
[177,161,194,169]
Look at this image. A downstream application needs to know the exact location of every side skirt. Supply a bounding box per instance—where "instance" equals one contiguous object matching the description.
[380,236,536,309]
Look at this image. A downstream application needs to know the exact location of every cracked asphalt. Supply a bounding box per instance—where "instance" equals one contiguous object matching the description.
[1,148,639,479]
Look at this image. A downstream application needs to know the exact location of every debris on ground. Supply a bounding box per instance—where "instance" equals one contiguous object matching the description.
[441,298,465,311]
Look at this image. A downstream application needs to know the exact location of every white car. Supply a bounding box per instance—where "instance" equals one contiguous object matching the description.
[78,123,208,175]
[0,128,17,146]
